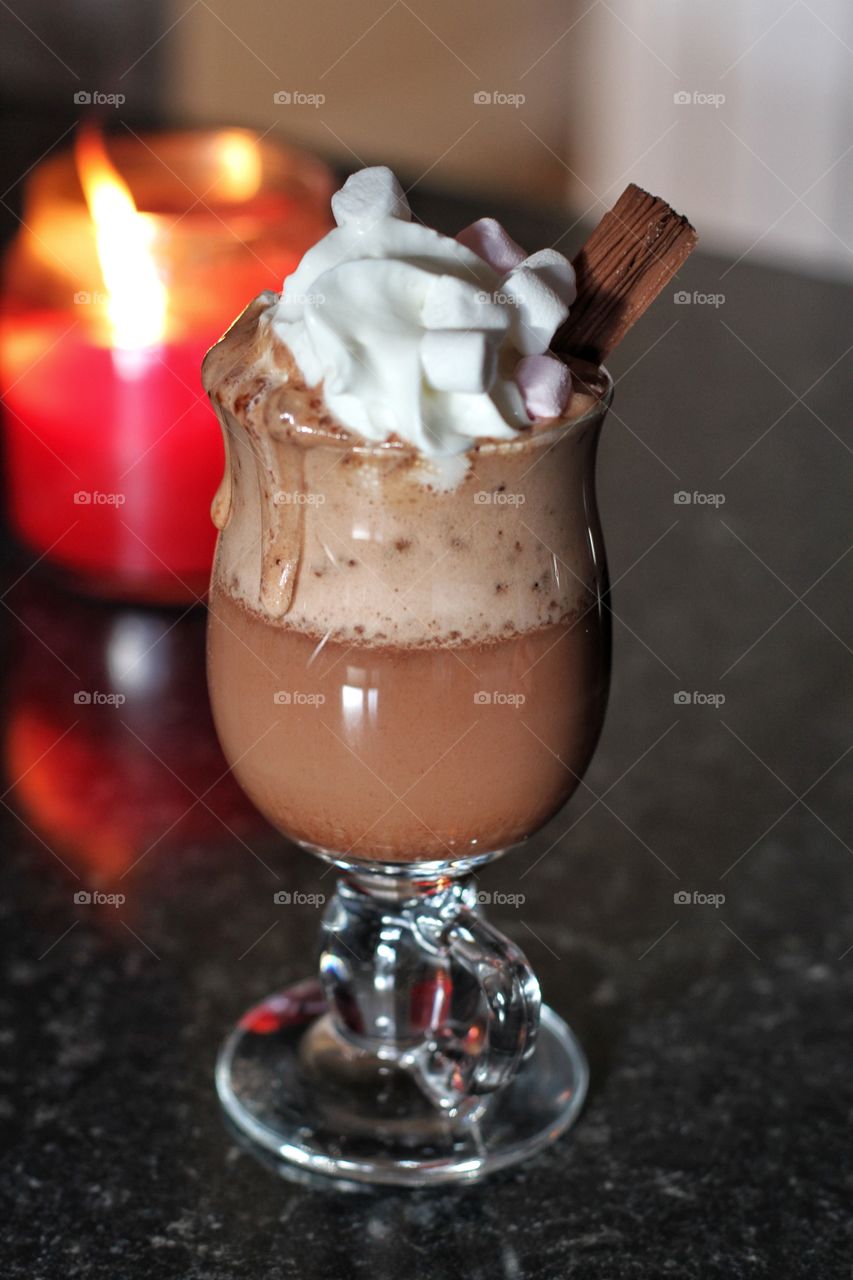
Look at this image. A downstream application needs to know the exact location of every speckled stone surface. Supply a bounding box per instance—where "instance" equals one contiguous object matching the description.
[1,189,851,1279]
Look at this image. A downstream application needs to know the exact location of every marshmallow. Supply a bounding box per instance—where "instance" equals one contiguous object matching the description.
[502,266,570,355]
[331,166,412,227]
[519,248,577,307]
[421,330,497,394]
[456,218,527,275]
[515,353,572,421]
[422,274,509,332]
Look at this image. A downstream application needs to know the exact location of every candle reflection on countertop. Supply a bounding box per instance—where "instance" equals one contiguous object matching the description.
[0,564,269,888]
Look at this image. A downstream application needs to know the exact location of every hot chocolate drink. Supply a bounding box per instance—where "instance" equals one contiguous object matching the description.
[205,165,696,1185]
[205,280,610,863]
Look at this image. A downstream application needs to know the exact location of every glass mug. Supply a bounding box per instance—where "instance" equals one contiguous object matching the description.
[206,334,612,1185]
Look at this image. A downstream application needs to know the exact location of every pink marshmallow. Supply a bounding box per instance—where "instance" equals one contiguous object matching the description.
[456,218,527,275]
[515,353,572,421]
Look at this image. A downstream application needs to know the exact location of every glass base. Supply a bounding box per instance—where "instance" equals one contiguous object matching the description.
[216,979,588,1187]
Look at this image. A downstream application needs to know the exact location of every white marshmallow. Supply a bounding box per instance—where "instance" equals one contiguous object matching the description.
[331,166,412,227]
[456,218,527,275]
[421,330,497,394]
[515,353,572,421]
[422,275,509,332]
[502,266,570,355]
[519,248,577,307]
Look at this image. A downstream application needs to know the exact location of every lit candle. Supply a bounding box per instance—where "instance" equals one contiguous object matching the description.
[0,128,332,601]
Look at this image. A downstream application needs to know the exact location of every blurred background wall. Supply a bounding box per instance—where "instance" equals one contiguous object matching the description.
[1,0,851,278]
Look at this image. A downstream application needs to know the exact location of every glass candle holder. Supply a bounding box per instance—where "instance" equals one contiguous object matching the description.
[205,312,612,1184]
[0,129,333,602]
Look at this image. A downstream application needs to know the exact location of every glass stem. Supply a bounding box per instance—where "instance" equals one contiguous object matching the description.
[318,866,541,1114]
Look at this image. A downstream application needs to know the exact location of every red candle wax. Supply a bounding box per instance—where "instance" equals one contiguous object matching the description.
[2,313,217,601]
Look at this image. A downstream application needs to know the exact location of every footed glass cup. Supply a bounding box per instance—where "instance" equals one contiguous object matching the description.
[206,365,612,1185]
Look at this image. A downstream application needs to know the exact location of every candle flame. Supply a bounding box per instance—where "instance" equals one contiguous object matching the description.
[215,131,263,202]
[75,128,168,349]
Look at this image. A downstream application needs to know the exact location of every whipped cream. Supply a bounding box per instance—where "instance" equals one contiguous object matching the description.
[265,167,576,470]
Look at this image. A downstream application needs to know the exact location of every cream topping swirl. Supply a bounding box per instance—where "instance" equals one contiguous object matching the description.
[266,167,576,464]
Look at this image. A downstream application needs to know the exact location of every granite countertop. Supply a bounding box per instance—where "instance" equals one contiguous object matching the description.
[1,176,851,1279]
